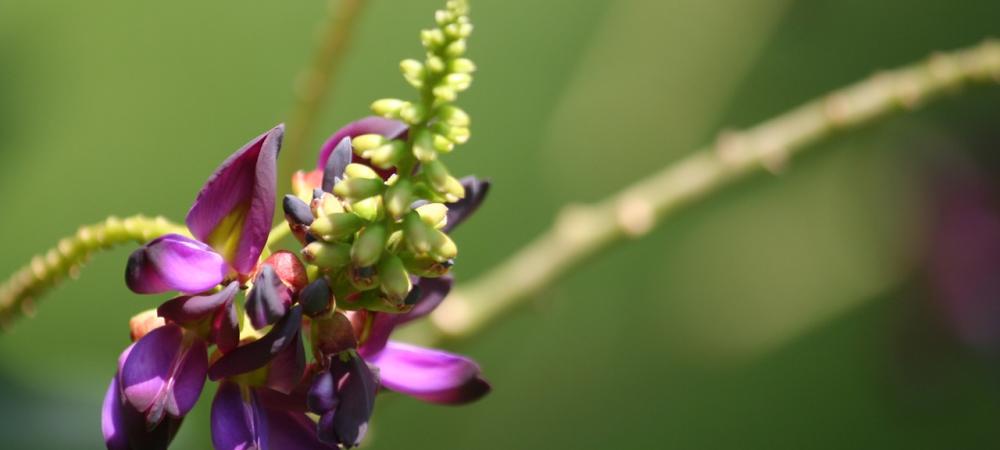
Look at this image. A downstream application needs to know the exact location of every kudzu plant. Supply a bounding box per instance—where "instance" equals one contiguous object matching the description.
[103,1,490,448]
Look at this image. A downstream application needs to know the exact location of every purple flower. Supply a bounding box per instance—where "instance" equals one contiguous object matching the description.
[126,125,284,293]
[358,277,490,405]
[307,352,380,448]
[211,381,338,450]
[102,344,185,450]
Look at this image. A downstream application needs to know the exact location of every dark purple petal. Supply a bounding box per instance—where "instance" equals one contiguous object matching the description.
[316,117,408,170]
[307,370,338,414]
[442,177,490,233]
[321,137,353,192]
[368,341,490,405]
[265,409,338,450]
[186,125,283,276]
[265,328,306,395]
[357,277,452,358]
[120,324,208,424]
[209,306,303,381]
[102,374,184,450]
[319,354,379,448]
[211,382,268,450]
[300,278,333,317]
[125,234,227,295]
[245,266,292,329]
[283,194,315,226]
[212,286,242,353]
[157,282,239,325]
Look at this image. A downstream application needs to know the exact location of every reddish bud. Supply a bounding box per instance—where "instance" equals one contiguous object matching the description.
[129,309,165,342]
[261,251,308,292]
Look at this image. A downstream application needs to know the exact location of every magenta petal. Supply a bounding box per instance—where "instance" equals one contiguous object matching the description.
[211,382,268,450]
[125,234,227,295]
[120,324,209,424]
[209,306,303,381]
[102,374,184,450]
[443,176,490,233]
[369,341,490,405]
[186,125,283,276]
[157,281,239,325]
[316,117,408,169]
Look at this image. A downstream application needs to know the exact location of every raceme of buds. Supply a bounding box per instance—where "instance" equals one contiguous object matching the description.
[103,1,494,449]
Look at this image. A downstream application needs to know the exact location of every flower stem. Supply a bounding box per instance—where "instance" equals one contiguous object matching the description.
[280,0,369,184]
[0,215,188,329]
[406,39,1000,346]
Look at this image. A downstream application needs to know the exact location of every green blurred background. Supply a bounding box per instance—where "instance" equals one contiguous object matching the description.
[2,0,1000,448]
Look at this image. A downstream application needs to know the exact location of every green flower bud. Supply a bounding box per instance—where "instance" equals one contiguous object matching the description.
[412,128,437,162]
[371,98,407,118]
[432,123,470,144]
[426,56,446,74]
[367,141,406,169]
[432,85,457,102]
[401,252,453,278]
[302,241,352,270]
[421,29,446,49]
[378,254,412,303]
[415,203,448,229]
[399,102,427,125]
[445,39,466,58]
[435,9,454,26]
[333,177,384,200]
[438,105,470,127]
[352,134,388,155]
[403,212,433,254]
[349,289,408,313]
[445,73,472,91]
[310,212,364,241]
[423,160,465,201]
[344,163,380,179]
[351,223,388,267]
[400,59,425,88]
[440,176,466,202]
[428,228,458,261]
[449,58,476,74]
[384,179,415,220]
[348,265,380,291]
[311,191,345,217]
[348,196,383,222]
[433,134,454,153]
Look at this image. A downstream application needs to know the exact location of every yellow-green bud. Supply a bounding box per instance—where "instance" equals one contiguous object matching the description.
[428,228,458,262]
[310,212,364,241]
[433,134,454,153]
[371,98,407,118]
[401,252,453,278]
[416,203,448,229]
[441,176,466,202]
[438,105,470,127]
[412,128,437,162]
[450,58,476,74]
[445,73,472,91]
[421,29,446,49]
[351,223,388,267]
[435,9,454,26]
[378,254,412,303]
[399,102,427,125]
[400,59,425,88]
[432,85,457,102]
[426,56,446,73]
[333,177,384,201]
[344,163,380,179]
[303,241,352,270]
[445,39,466,58]
[403,212,433,254]
[384,179,414,220]
[311,191,345,217]
[423,160,464,201]
[367,141,406,169]
[348,196,383,222]
[352,134,388,155]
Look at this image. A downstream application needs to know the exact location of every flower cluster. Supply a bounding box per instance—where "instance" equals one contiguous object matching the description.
[102,2,490,449]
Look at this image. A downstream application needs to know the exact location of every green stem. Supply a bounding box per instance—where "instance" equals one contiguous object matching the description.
[401,39,1000,346]
[0,215,188,329]
[281,0,369,185]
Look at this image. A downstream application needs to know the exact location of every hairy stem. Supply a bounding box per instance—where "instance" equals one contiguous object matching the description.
[281,0,368,184]
[0,215,188,328]
[409,39,1000,345]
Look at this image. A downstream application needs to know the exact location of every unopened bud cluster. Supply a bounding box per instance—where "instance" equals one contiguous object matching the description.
[286,0,474,316]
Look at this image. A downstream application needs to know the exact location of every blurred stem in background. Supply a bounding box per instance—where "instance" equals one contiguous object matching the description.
[280,0,368,185]
[0,13,997,355]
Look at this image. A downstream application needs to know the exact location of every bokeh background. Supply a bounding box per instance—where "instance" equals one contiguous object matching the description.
[2,0,1000,448]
